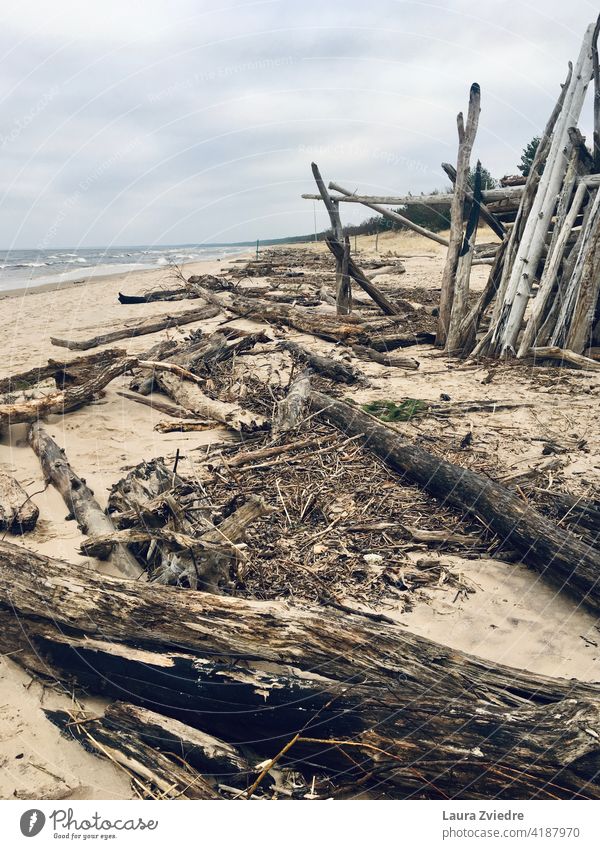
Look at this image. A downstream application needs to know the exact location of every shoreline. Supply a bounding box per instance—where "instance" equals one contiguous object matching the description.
[0,250,252,301]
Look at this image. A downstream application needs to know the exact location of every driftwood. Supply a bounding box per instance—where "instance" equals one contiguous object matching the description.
[436,82,481,346]
[0,471,39,533]
[273,371,311,434]
[0,348,127,395]
[279,340,359,383]
[116,389,195,418]
[0,357,137,429]
[50,304,220,351]
[309,391,600,612]
[350,344,419,370]
[442,162,506,239]
[155,370,268,433]
[524,346,600,371]
[154,419,216,432]
[118,287,200,304]
[325,236,401,316]
[45,708,219,799]
[327,180,449,247]
[28,424,143,579]
[301,186,524,206]
[2,541,600,798]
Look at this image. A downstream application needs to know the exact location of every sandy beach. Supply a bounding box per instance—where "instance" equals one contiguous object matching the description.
[1,230,598,800]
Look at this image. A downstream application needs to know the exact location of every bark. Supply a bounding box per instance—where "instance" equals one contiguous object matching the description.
[0,471,39,533]
[309,391,600,612]
[1,541,600,798]
[436,83,481,346]
[50,304,220,351]
[28,423,143,579]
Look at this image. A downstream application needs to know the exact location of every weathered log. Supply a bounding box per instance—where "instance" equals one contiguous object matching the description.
[0,357,137,429]
[1,541,600,798]
[154,370,268,433]
[524,346,600,371]
[437,82,481,346]
[0,471,39,533]
[350,344,419,370]
[325,236,401,316]
[301,187,524,206]
[118,287,199,304]
[102,703,251,786]
[446,156,483,353]
[309,391,600,611]
[279,340,359,383]
[273,371,311,434]
[28,424,143,579]
[327,180,449,247]
[45,708,219,799]
[116,390,194,419]
[50,304,220,351]
[154,419,216,433]
[0,348,127,396]
[336,235,352,315]
[490,28,594,356]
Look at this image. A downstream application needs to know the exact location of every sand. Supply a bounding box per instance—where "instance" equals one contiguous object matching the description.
[0,230,598,799]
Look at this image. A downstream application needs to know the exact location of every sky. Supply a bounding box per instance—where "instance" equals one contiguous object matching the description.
[0,0,598,249]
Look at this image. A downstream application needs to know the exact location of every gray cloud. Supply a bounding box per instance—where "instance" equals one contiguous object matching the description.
[0,0,598,247]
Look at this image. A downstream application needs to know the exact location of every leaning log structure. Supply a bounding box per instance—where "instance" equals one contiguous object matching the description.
[303,18,600,362]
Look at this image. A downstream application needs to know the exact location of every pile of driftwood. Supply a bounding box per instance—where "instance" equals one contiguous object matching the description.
[303,18,600,368]
[0,262,600,799]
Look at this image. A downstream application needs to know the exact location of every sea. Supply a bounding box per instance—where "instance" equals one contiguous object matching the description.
[0,244,248,293]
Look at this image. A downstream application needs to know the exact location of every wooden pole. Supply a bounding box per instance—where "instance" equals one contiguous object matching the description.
[436,82,481,347]
[328,180,449,247]
[489,25,595,356]
[336,235,352,315]
[442,162,506,239]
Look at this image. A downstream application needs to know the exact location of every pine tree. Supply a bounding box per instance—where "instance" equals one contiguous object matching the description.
[518,137,541,176]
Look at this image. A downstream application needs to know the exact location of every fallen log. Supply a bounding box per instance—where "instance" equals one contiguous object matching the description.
[350,344,419,370]
[279,340,359,383]
[28,424,143,579]
[0,357,137,429]
[0,348,127,395]
[50,304,221,351]
[309,391,600,611]
[118,287,199,304]
[154,370,268,433]
[45,708,219,799]
[273,371,311,435]
[1,541,600,798]
[524,346,600,371]
[0,471,39,533]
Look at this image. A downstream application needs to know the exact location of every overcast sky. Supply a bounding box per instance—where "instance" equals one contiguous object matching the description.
[0,0,598,249]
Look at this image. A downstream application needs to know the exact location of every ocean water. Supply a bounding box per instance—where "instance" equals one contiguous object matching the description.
[0,244,247,292]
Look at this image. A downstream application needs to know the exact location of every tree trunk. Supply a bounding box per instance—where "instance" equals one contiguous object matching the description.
[309,391,600,611]
[436,83,481,346]
[50,304,220,351]
[28,423,143,579]
[1,541,600,798]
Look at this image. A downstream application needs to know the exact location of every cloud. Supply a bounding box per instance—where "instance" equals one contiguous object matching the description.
[0,0,597,247]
